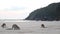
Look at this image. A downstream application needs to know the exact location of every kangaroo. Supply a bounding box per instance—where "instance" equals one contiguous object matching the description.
[12,24,20,30]
[41,24,45,28]
[1,23,6,28]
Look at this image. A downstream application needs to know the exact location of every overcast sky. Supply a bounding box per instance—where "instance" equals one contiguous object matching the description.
[0,0,60,19]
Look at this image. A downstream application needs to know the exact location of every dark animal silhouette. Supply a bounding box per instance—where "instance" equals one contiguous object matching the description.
[12,24,20,30]
[41,24,45,28]
[1,23,6,28]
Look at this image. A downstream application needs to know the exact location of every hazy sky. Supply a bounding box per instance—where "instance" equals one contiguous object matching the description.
[0,0,60,19]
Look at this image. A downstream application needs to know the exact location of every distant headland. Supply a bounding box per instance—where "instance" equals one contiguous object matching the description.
[25,2,60,21]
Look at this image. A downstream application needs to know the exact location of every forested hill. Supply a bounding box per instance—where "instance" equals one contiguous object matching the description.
[25,2,60,21]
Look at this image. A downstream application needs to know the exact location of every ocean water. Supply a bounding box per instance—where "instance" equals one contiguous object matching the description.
[0,19,60,34]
